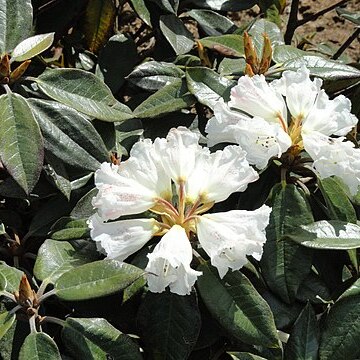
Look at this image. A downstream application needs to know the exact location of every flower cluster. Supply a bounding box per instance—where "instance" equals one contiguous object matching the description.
[206,66,360,194]
[89,127,271,295]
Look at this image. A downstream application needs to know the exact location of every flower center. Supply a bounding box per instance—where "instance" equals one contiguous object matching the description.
[288,114,304,150]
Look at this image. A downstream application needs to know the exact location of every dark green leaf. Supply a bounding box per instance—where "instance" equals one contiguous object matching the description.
[96,34,138,93]
[318,177,356,223]
[137,291,201,360]
[0,312,15,341]
[159,14,194,55]
[198,34,244,57]
[133,78,195,118]
[54,260,145,300]
[71,188,98,219]
[186,67,235,109]
[296,272,331,304]
[43,158,71,200]
[285,303,319,360]
[62,317,142,360]
[28,99,108,171]
[183,0,257,11]
[260,184,314,303]
[19,332,61,360]
[286,220,360,250]
[50,217,90,240]
[130,0,151,26]
[127,61,184,91]
[229,353,267,360]
[319,278,360,360]
[0,261,23,293]
[197,263,279,347]
[185,9,236,36]
[149,0,178,14]
[0,0,33,53]
[219,58,246,76]
[35,68,133,122]
[34,239,98,283]
[0,93,43,194]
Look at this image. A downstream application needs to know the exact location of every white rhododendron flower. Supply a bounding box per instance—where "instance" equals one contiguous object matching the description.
[207,65,360,194]
[89,127,271,295]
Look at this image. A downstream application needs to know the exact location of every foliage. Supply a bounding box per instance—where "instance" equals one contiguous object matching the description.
[0,0,359,359]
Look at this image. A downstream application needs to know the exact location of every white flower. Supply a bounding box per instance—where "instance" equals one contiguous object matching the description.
[207,65,359,193]
[196,205,271,278]
[90,127,269,294]
[146,225,202,295]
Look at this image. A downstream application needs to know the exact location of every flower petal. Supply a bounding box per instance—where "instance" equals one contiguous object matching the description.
[92,162,158,220]
[303,133,360,195]
[146,225,202,295]
[230,74,287,126]
[88,214,159,261]
[186,145,259,203]
[196,205,271,278]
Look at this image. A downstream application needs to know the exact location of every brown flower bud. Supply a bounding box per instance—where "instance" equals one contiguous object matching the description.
[243,32,259,75]
[16,275,36,308]
[10,60,31,84]
[259,33,273,74]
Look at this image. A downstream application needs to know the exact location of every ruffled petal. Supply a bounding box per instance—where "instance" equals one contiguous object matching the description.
[146,225,202,295]
[196,205,271,278]
[303,133,360,195]
[88,214,159,261]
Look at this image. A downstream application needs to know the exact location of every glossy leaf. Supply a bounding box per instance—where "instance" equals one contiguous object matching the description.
[133,78,195,118]
[127,61,184,91]
[260,184,314,303]
[83,0,116,53]
[272,44,309,63]
[319,278,360,360]
[296,272,331,304]
[0,93,43,194]
[34,239,98,283]
[0,0,33,54]
[54,260,145,301]
[28,98,108,171]
[19,332,61,360]
[185,9,236,36]
[137,291,201,359]
[186,67,235,109]
[160,14,194,55]
[198,34,244,57]
[50,217,90,241]
[197,263,279,347]
[11,33,54,62]
[0,261,23,293]
[130,0,151,26]
[285,220,360,250]
[219,57,247,75]
[96,34,138,93]
[184,0,257,11]
[284,303,319,360]
[229,353,267,360]
[62,317,142,360]
[71,188,98,219]
[336,8,360,26]
[35,68,133,122]
[0,312,15,341]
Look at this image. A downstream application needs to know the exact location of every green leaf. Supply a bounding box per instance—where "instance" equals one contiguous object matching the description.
[318,177,357,223]
[35,68,133,122]
[19,332,61,360]
[185,9,236,36]
[50,217,90,240]
[0,0,33,54]
[248,19,284,57]
[28,98,108,171]
[296,272,331,304]
[336,8,360,26]
[83,0,116,53]
[133,78,195,118]
[149,0,178,14]
[229,353,267,360]
[186,67,235,109]
[71,188,98,219]
[282,55,360,81]
[198,34,244,57]
[184,0,257,11]
[319,278,360,360]
[219,58,246,76]
[54,260,145,301]
[11,33,54,62]
[137,291,201,359]
[197,263,279,347]
[260,184,314,303]
[62,318,142,360]
[284,303,319,360]
[0,93,43,194]
[0,261,23,293]
[96,34,138,93]
[285,220,360,250]
[34,239,98,284]
[127,61,184,91]
[159,14,194,55]
[0,312,15,341]
[272,44,309,63]
[130,0,151,26]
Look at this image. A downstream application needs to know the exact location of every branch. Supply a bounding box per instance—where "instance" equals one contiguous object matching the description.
[284,0,300,44]
[331,27,360,60]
